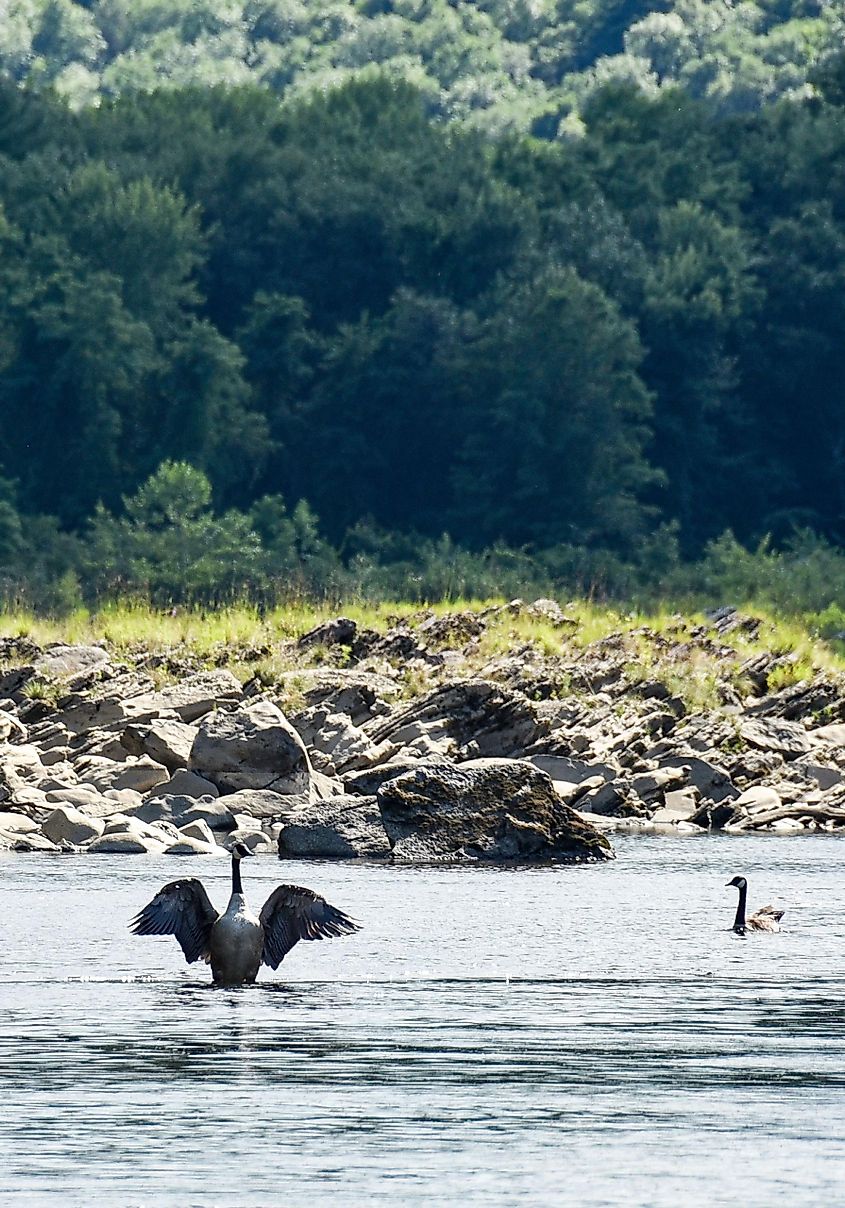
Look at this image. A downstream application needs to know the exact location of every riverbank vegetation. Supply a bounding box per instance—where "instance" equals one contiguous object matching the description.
[3,26,845,618]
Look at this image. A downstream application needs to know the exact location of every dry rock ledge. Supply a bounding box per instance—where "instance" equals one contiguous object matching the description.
[3,602,845,858]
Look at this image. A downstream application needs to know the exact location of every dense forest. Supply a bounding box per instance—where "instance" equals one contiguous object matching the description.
[2,14,845,610]
[2,0,843,129]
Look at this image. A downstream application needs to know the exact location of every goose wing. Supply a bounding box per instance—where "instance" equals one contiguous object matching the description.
[749,904,784,931]
[129,879,218,964]
[259,884,359,969]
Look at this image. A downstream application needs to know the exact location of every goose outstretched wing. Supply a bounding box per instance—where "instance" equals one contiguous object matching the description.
[259,884,359,969]
[129,879,218,964]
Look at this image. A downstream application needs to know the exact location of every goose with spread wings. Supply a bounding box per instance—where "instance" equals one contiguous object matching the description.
[130,841,359,984]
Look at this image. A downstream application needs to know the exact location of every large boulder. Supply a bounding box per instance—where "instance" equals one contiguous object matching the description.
[278,795,390,859]
[377,758,613,862]
[189,701,312,794]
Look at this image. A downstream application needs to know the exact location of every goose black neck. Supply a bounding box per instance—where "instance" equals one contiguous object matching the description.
[733,882,747,933]
[231,854,244,895]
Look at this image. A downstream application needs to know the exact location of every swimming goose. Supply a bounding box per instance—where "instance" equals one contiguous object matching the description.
[130,841,359,984]
[726,875,784,935]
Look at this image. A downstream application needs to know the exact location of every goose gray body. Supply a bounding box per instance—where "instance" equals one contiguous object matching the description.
[726,875,784,935]
[130,842,359,985]
[210,893,264,985]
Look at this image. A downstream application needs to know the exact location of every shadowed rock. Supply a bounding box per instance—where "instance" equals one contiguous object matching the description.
[278,794,390,859]
[377,758,613,863]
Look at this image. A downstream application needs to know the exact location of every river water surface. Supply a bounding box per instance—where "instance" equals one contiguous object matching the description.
[2,835,845,1206]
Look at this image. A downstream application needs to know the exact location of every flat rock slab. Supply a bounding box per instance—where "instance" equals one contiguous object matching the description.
[0,811,40,834]
[35,645,110,678]
[740,718,812,759]
[377,757,613,863]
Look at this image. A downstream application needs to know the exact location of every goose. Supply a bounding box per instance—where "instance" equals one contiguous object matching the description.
[726,875,784,935]
[130,841,359,984]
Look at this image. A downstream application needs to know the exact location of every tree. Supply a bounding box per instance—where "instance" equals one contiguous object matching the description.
[452,266,658,549]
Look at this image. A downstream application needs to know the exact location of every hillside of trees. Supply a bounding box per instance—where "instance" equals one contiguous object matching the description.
[2,52,845,609]
[2,0,843,131]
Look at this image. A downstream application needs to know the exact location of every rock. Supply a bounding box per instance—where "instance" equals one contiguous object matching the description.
[189,700,311,794]
[653,756,739,804]
[526,755,615,785]
[311,769,345,800]
[111,757,170,793]
[230,813,265,834]
[297,616,357,649]
[35,644,109,678]
[367,680,539,760]
[143,669,243,723]
[42,786,126,818]
[165,834,223,855]
[178,798,238,832]
[177,818,217,844]
[809,723,845,748]
[13,832,61,852]
[41,806,105,845]
[292,707,390,774]
[212,788,306,821]
[0,811,40,833]
[88,832,166,854]
[690,800,740,830]
[222,829,276,853]
[343,757,435,797]
[736,784,783,810]
[121,719,197,771]
[377,758,613,862]
[278,795,390,859]
[153,768,219,799]
[793,760,843,790]
[629,766,689,803]
[650,789,699,824]
[125,795,187,825]
[278,668,399,725]
[552,775,606,805]
[68,727,131,762]
[577,780,636,817]
[41,746,70,766]
[740,717,812,759]
[0,711,27,743]
[68,754,168,794]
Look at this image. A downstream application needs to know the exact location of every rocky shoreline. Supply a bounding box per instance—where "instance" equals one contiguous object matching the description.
[2,601,845,860]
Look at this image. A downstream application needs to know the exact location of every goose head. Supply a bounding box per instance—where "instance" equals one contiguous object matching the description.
[726,876,746,889]
[230,840,255,861]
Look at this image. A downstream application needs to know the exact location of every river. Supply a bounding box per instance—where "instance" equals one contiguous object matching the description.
[2,834,844,1206]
